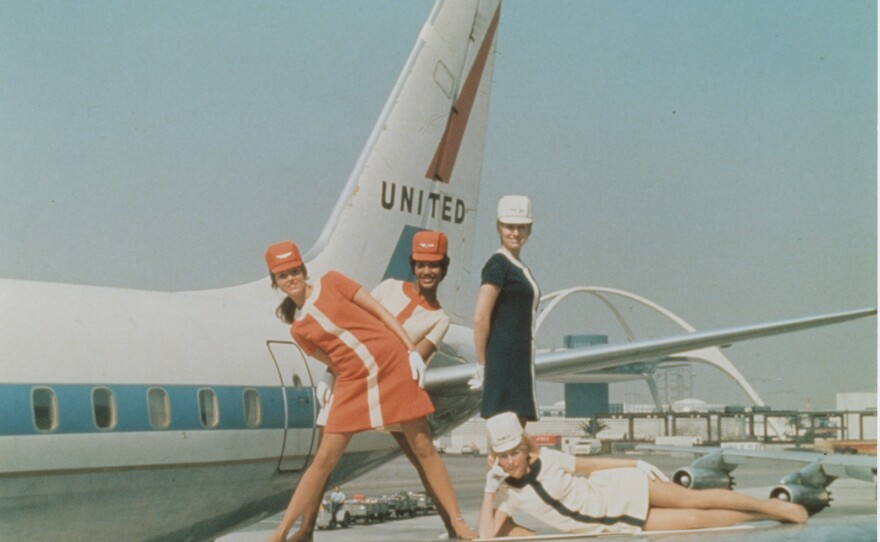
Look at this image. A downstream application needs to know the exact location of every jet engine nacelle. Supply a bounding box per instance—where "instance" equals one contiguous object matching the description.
[769,484,831,515]
[672,467,733,490]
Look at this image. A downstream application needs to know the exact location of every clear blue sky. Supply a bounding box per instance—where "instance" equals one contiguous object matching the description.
[1,1,875,409]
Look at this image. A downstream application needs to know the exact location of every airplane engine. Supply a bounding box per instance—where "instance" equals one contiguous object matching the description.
[672,467,733,490]
[768,460,835,515]
[769,484,831,515]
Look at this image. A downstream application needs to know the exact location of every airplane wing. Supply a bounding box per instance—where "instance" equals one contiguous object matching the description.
[636,444,878,483]
[425,307,876,389]
[635,443,876,514]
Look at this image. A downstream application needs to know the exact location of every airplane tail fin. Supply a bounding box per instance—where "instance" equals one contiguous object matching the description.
[208,0,501,323]
[306,0,501,323]
[219,0,501,323]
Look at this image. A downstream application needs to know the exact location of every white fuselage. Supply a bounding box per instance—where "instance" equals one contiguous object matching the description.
[0,277,479,541]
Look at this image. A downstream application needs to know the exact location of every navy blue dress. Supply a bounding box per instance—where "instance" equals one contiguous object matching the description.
[480,248,541,421]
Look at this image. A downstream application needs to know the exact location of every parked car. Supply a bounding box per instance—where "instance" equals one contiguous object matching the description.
[460,443,480,456]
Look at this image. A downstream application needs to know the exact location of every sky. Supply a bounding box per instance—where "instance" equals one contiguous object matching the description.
[1,1,876,410]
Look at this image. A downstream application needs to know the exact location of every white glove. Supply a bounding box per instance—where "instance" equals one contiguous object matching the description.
[468,364,484,391]
[409,350,426,388]
[485,459,507,493]
[636,459,669,482]
[316,371,335,408]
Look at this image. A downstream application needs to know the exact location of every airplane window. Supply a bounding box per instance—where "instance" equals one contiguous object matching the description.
[147,388,170,429]
[32,387,57,431]
[92,387,116,430]
[198,388,219,428]
[243,388,262,428]
[291,374,303,389]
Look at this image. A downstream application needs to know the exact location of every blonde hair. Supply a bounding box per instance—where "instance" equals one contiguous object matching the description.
[487,433,539,468]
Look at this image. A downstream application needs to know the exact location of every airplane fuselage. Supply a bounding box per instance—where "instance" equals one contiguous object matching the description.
[0,277,479,540]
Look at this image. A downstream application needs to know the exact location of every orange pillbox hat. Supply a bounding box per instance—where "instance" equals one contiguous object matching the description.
[265,241,303,274]
[412,231,448,262]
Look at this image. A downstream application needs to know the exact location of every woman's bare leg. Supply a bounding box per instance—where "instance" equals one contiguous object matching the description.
[390,431,456,538]
[644,508,762,531]
[285,430,326,542]
[267,432,353,542]
[496,516,536,537]
[285,486,324,542]
[400,418,476,540]
[646,479,808,528]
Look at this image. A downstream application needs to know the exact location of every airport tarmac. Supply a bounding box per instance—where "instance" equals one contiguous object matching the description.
[217,451,877,542]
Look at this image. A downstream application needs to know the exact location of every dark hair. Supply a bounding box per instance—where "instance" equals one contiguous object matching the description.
[270,265,308,324]
[275,298,297,324]
[409,255,450,281]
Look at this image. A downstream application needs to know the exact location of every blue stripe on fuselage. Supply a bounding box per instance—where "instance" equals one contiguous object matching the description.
[0,383,312,436]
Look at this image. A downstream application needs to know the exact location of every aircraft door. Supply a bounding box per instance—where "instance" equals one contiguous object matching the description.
[267,341,318,472]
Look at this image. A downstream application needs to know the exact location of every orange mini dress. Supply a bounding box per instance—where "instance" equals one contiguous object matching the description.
[291,271,435,433]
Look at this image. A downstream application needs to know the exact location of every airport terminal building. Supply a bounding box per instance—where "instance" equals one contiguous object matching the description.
[435,391,877,456]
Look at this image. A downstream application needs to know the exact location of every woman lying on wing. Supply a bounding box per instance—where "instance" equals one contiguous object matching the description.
[478,412,807,538]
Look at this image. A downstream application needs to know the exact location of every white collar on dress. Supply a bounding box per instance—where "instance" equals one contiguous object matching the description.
[496,246,525,269]
[293,280,320,321]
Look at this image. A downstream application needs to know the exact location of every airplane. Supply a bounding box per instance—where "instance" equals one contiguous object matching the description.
[0,1,875,541]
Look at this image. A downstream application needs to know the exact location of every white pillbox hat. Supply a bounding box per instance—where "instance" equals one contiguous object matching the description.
[486,412,524,453]
[496,195,533,225]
